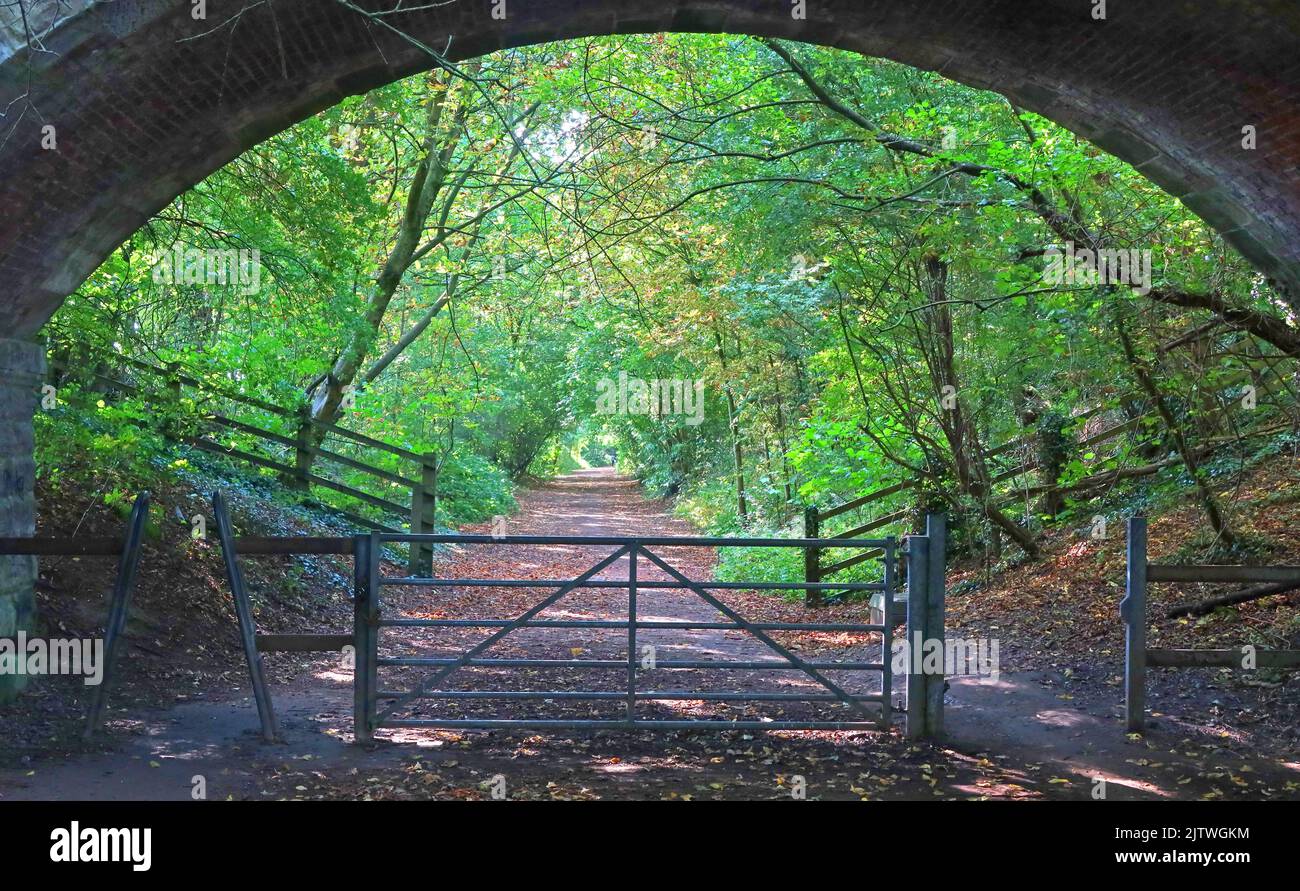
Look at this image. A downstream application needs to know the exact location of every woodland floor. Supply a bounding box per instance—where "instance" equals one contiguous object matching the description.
[0,467,1297,801]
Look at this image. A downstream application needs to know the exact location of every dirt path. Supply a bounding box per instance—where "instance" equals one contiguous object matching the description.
[1,469,1295,801]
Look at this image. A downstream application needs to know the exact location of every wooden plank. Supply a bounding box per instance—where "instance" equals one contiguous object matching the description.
[0,537,123,556]
[328,508,402,534]
[1077,415,1142,449]
[118,355,295,418]
[305,472,409,515]
[1147,648,1300,669]
[187,437,408,515]
[233,536,354,555]
[315,421,422,462]
[186,436,297,476]
[822,548,883,576]
[206,414,299,450]
[1147,564,1300,584]
[110,353,421,463]
[256,634,354,653]
[819,480,915,521]
[309,445,416,487]
[837,508,909,537]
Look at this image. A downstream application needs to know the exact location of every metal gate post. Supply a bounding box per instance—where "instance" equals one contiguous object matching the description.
[905,533,930,739]
[924,514,946,738]
[1121,517,1147,733]
[353,533,379,743]
[880,537,895,729]
[626,543,638,725]
[83,492,151,739]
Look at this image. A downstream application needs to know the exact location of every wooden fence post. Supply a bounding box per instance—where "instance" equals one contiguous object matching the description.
[1122,516,1148,732]
[290,405,312,491]
[905,533,930,739]
[162,361,183,437]
[803,505,821,606]
[924,513,946,738]
[408,452,437,577]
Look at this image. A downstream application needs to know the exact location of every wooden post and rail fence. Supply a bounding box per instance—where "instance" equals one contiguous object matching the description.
[48,349,439,576]
[802,351,1297,609]
[1121,517,1300,732]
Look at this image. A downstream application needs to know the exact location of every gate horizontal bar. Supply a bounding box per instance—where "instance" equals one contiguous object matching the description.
[379,577,884,591]
[377,657,885,670]
[256,633,354,652]
[377,690,885,702]
[1147,564,1300,583]
[1147,647,1300,667]
[378,719,883,730]
[378,533,890,548]
[378,618,883,632]
[0,536,123,556]
[234,537,354,555]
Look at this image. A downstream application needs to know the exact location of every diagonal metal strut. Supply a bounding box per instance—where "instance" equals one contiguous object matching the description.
[638,546,882,723]
[377,544,632,724]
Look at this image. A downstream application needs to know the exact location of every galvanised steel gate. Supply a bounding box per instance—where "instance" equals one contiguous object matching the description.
[352,527,943,741]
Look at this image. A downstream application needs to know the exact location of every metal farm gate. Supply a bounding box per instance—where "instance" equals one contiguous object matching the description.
[350,519,946,741]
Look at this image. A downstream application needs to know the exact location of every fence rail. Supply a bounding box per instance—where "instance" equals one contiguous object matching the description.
[0,492,151,738]
[803,349,1296,597]
[49,347,438,575]
[1121,516,1300,732]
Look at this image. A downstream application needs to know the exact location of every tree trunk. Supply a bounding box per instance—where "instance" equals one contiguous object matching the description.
[1116,315,1236,549]
[920,255,1040,558]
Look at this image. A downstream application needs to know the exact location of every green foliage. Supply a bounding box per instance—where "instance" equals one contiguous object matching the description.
[40,32,1293,573]
[433,452,517,526]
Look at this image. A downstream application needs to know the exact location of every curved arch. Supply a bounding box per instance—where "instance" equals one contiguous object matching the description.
[2,1,1300,665]
[0,0,1298,336]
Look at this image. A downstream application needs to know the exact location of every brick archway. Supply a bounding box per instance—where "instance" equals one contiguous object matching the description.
[1,0,1299,676]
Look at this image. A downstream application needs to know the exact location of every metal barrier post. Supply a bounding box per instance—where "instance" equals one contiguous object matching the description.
[626,543,638,725]
[353,533,379,743]
[211,491,279,743]
[83,492,151,739]
[1122,517,1148,733]
[924,513,946,737]
[880,537,895,729]
[905,533,930,739]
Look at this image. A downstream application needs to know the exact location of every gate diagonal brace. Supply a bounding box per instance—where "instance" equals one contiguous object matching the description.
[376,544,633,724]
[82,492,151,739]
[638,547,882,724]
[213,491,281,743]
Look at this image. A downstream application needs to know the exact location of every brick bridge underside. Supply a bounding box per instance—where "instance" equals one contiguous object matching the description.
[1,0,1298,696]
